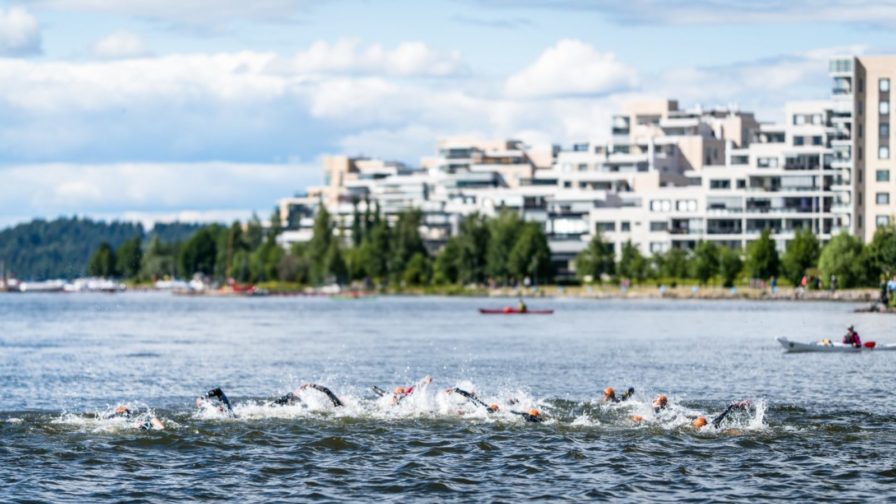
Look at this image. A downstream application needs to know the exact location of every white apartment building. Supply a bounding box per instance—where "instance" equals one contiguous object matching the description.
[277,57,891,276]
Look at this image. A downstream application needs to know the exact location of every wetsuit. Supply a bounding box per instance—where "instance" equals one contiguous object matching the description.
[711,400,750,428]
[274,384,343,407]
[450,387,498,412]
[203,387,236,416]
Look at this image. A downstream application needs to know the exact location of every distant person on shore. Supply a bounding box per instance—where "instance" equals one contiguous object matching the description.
[843,325,862,348]
[273,383,344,408]
[769,276,777,295]
[517,298,528,313]
[106,405,164,430]
[603,387,635,403]
[830,274,837,292]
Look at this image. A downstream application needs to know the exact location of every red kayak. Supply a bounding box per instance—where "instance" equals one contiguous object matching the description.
[479,308,554,315]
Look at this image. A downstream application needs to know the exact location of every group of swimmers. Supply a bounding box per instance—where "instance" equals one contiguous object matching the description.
[106,377,751,432]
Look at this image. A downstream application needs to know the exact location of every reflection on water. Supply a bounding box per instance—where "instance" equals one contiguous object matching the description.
[1,293,894,500]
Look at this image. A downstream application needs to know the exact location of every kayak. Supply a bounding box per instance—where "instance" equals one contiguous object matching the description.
[777,337,896,353]
[479,308,554,315]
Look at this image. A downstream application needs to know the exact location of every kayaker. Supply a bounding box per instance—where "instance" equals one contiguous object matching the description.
[517,298,527,313]
[106,405,164,430]
[843,325,862,348]
[603,387,635,403]
[273,383,344,408]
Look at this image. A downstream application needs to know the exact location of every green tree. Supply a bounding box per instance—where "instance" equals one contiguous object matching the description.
[689,241,719,285]
[745,230,780,279]
[115,236,143,280]
[307,207,334,284]
[402,252,430,286]
[718,246,744,287]
[617,240,647,283]
[87,242,118,278]
[325,239,348,284]
[362,220,391,282]
[432,237,462,285]
[351,199,364,247]
[245,213,264,250]
[818,231,866,288]
[575,232,615,282]
[486,210,524,284]
[781,229,820,285]
[864,225,896,280]
[180,226,219,276]
[456,214,490,284]
[140,235,177,280]
[390,209,426,277]
[507,222,553,284]
[658,248,689,279]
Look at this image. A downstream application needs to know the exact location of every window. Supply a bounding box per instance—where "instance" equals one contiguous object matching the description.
[675,200,697,212]
[812,114,823,125]
[881,101,890,115]
[812,136,823,146]
[881,146,891,160]
[793,115,806,125]
[578,163,588,172]
[793,136,805,146]
[877,215,891,226]
[649,242,669,253]
[650,221,668,232]
[596,222,616,232]
[710,179,731,189]
[563,181,572,188]
[650,200,671,212]
[621,221,631,232]
[737,179,747,189]
[877,169,890,182]
[882,123,890,137]
[877,192,890,205]
[882,78,891,92]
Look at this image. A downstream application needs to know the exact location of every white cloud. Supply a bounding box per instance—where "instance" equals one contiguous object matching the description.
[505,39,638,98]
[0,7,41,56]
[283,39,467,77]
[479,1,896,28]
[0,162,320,219]
[35,0,313,26]
[92,31,151,59]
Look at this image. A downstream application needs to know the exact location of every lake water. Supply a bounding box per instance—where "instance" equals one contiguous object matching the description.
[2,293,895,501]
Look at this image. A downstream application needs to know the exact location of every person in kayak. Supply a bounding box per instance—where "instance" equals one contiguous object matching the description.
[517,298,527,313]
[106,405,164,430]
[843,325,862,348]
[603,387,635,403]
[273,383,344,408]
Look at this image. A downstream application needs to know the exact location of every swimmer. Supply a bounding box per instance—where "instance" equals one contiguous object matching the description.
[603,387,635,403]
[692,400,751,430]
[197,387,236,417]
[375,375,432,405]
[273,383,343,408]
[447,387,500,413]
[107,404,164,430]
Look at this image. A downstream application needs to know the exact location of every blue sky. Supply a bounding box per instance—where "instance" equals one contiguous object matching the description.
[1,0,895,227]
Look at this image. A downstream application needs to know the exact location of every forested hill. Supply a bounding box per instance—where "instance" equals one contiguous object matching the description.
[0,217,200,280]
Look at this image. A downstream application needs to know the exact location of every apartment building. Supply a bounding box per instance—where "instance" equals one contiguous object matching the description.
[277,57,893,275]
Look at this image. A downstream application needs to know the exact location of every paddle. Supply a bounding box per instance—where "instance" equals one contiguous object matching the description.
[711,400,750,428]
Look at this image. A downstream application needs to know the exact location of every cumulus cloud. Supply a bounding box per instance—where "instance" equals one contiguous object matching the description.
[276,39,467,77]
[0,7,41,56]
[34,0,313,27]
[477,0,896,27]
[505,39,638,98]
[92,31,151,59]
[0,162,320,223]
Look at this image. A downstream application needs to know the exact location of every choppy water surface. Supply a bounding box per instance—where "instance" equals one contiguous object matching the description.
[2,294,895,501]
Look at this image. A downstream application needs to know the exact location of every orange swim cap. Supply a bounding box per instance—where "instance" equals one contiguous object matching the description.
[528,408,540,417]
[653,395,668,408]
[603,387,615,397]
[393,386,405,395]
[692,416,707,429]
[489,403,500,412]
[115,405,128,415]
[631,415,643,423]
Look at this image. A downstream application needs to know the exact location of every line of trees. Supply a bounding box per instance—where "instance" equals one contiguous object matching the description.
[85,205,554,288]
[576,227,896,289]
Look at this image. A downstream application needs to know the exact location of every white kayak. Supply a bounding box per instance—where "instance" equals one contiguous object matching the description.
[777,337,896,353]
